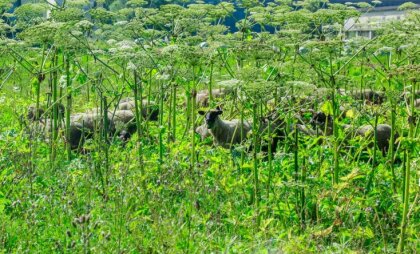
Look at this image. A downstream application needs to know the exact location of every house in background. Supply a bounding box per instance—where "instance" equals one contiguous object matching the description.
[343,6,414,39]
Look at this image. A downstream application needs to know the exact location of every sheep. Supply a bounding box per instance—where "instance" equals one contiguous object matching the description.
[198,108,251,149]
[73,109,137,143]
[196,88,231,107]
[400,90,420,102]
[256,111,286,154]
[116,98,159,121]
[27,102,65,121]
[111,110,137,142]
[195,123,212,141]
[27,105,45,121]
[355,124,398,156]
[25,114,86,150]
[310,111,333,136]
[350,89,385,104]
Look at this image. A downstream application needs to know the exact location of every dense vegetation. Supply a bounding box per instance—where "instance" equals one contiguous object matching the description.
[0,0,419,252]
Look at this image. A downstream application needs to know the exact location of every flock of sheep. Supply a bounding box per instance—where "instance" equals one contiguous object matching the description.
[194,87,419,156]
[24,86,420,157]
[25,97,159,150]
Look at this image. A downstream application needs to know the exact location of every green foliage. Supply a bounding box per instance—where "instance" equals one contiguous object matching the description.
[0,0,419,252]
[397,2,418,11]
[51,8,85,22]
[0,0,13,13]
[90,7,117,24]
[13,3,47,29]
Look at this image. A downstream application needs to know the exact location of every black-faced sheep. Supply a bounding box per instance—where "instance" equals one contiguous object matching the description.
[309,111,334,136]
[198,108,251,149]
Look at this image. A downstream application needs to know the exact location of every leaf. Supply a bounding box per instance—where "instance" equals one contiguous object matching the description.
[345,109,356,118]
[313,225,333,238]
[77,73,87,84]
[320,101,333,116]
[340,168,363,182]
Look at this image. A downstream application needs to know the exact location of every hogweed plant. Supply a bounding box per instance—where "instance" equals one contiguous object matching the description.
[0,0,419,252]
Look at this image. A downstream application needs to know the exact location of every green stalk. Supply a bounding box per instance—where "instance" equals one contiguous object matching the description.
[366,114,379,193]
[51,49,59,161]
[240,103,245,167]
[65,53,72,161]
[252,102,260,228]
[301,156,306,229]
[389,88,397,194]
[102,96,110,192]
[167,83,172,144]
[397,84,415,253]
[159,80,164,167]
[85,54,90,102]
[35,44,45,121]
[172,83,177,142]
[208,60,214,107]
[266,118,272,201]
[191,82,196,171]
[331,79,339,185]
[294,123,299,223]
[133,71,146,196]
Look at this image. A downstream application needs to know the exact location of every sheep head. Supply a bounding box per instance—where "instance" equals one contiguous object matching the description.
[310,111,332,128]
[198,108,223,129]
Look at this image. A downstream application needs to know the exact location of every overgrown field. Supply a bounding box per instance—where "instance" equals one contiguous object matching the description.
[0,0,419,252]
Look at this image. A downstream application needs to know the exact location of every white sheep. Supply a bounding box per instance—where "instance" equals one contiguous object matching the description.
[198,108,251,149]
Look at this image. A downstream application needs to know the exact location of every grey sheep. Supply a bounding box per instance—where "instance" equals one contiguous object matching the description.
[27,102,65,121]
[195,123,212,141]
[74,110,135,140]
[26,116,85,150]
[198,108,251,149]
[356,124,398,156]
[196,88,231,107]
[350,89,385,104]
[117,98,159,121]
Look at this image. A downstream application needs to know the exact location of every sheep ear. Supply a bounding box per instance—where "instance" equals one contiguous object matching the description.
[198,110,205,115]
[216,110,223,115]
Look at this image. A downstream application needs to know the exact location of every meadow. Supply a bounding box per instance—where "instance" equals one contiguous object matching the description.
[0,0,419,252]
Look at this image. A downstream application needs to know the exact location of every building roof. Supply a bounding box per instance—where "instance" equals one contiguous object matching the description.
[330,0,420,7]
